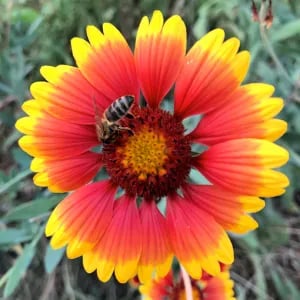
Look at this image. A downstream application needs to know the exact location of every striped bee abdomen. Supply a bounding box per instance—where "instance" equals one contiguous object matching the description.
[105,95,134,122]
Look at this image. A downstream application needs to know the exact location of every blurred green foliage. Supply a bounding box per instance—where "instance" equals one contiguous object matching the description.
[0,0,300,299]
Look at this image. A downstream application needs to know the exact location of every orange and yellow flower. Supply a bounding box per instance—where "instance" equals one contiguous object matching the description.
[16,10,289,283]
[140,267,235,300]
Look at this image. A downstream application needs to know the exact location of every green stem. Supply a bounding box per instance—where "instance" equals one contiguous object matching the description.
[259,24,291,84]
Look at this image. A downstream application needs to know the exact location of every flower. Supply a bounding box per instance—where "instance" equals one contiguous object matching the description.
[16,10,289,283]
[139,266,236,300]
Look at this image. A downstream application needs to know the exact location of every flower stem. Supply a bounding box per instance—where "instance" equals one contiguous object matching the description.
[258,1,292,84]
[180,264,193,300]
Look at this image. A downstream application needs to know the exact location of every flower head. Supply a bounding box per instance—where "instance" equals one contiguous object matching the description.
[139,267,236,300]
[16,10,289,283]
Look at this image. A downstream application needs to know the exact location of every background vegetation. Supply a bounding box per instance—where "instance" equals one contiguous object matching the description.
[0,0,299,299]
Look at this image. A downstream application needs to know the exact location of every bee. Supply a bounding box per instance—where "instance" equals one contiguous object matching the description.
[95,95,135,144]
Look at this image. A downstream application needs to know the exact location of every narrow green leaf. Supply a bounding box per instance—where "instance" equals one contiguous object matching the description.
[44,245,65,274]
[270,270,286,298]
[287,146,300,167]
[0,228,34,245]
[0,169,31,195]
[285,277,300,299]
[256,202,289,249]
[3,227,43,297]
[271,19,300,42]
[11,147,31,169]
[11,7,39,24]
[192,4,210,38]
[0,268,13,289]
[270,267,300,299]
[250,254,267,300]
[3,244,35,297]
[235,231,260,252]
[0,81,13,94]
[2,195,62,222]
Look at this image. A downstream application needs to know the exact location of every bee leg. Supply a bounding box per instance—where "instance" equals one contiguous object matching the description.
[125,113,134,119]
[119,126,134,136]
[127,129,134,136]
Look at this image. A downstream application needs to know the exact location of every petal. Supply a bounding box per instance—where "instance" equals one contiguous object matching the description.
[203,271,235,299]
[82,195,142,283]
[174,29,250,118]
[139,272,174,299]
[194,139,289,197]
[15,89,102,192]
[138,201,173,283]
[16,112,99,159]
[45,180,116,259]
[166,194,234,279]
[182,184,265,234]
[32,66,110,124]
[16,101,102,192]
[31,153,102,192]
[21,99,43,117]
[135,10,186,108]
[71,24,139,103]
[190,83,286,145]
[16,113,98,159]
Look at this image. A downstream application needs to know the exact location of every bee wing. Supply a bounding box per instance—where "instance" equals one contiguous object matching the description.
[92,96,101,118]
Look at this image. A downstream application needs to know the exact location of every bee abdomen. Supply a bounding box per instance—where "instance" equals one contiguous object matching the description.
[105,95,134,122]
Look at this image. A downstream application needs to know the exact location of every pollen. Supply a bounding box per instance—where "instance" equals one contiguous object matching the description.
[117,126,169,180]
[103,107,192,199]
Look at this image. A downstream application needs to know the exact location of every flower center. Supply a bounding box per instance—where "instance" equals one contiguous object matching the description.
[102,107,191,199]
[171,281,203,300]
[118,126,169,180]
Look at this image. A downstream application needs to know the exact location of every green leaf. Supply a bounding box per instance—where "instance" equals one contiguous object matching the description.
[193,3,210,38]
[11,147,31,170]
[235,231,260,252]
[3,243,35,297]
[0,169,32,195]
[2,195,62,222]
[270,268,300,299]
[250,254,267,300]
[270,270,285,298]
[285,277,300,299]
[3,227,43,297]
[44,245,65,274]
[2,131,22,152]
[256,202,289,249]
[0,81,13,94]
[271,19,300,42]
[11,7,39,24]
[287,146,300,168]
[0,228,34,245]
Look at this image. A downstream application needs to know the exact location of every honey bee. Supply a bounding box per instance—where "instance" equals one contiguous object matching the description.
[95,95,134,144]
